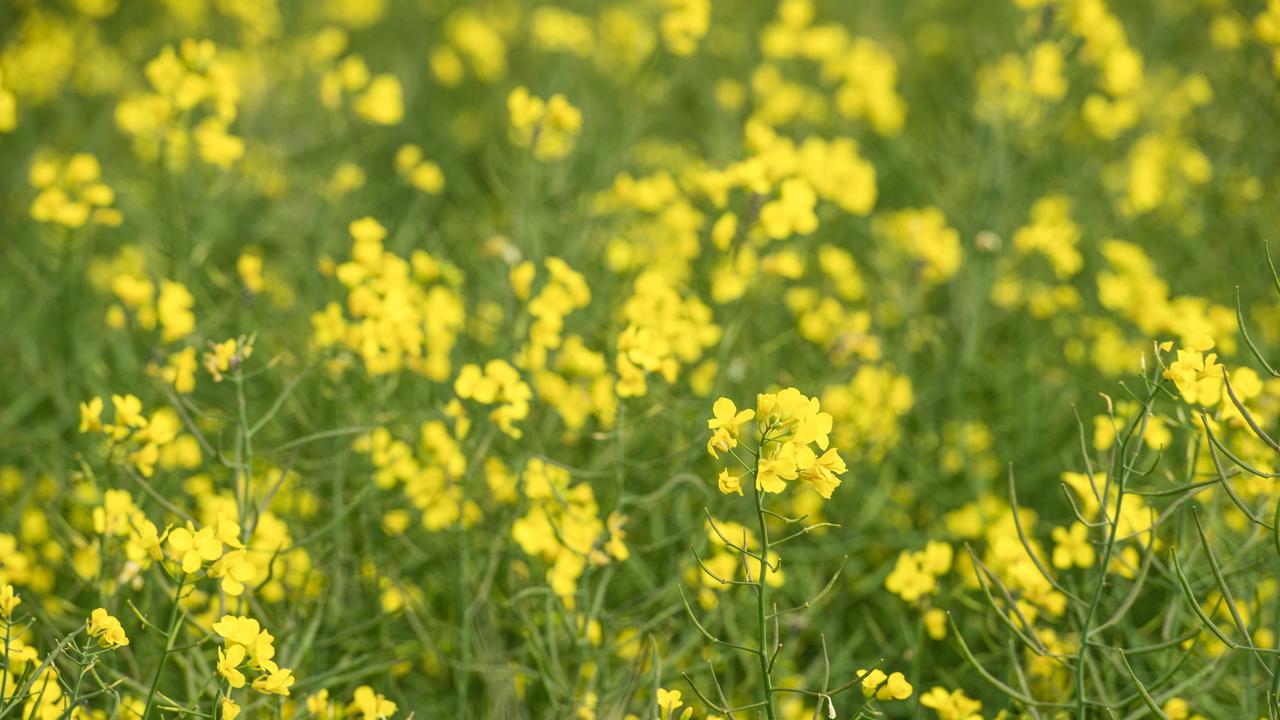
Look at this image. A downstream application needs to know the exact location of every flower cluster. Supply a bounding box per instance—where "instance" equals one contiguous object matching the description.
[710,389,846,500]
[318,53,405,126]
[86,607,129,648]
[115,39,243,168]
[79,394,200,477]
[28,152,122,228]
[507,86,583,160]
[885,541,954,605]
[313,217,465,379]
[510,459,628,608]
[213,614,296,697]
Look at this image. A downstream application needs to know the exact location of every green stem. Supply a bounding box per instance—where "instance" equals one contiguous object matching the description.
[1074,381,1159,719]
[752,454,777,720]
[234,370,254,537]
[66,648,93,719]
[1,618,10,708]
[141,573,186,720]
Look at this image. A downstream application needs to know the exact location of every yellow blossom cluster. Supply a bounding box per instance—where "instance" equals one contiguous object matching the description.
[312,216,465,378]
[708,388,847,499]
[991,195,1083,319]
[354,419,480,531]
[86,607,129,648]
[874,206,963,285]
[510,459,627,608]
[79,394,201,477]
[507,86,583,160]
[116,39,243,168]
[8,0,1280,715]
[318,53,405,126]
[393,143,446,195]
[821,365,913,464]
[28,151,122,228]
[213,614,296,696]
[455,359,533,439]
[616,272,720,398]
[885,541,954,604]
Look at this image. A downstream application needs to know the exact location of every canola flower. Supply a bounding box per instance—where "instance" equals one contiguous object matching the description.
[507,86,583,160]
[707,388,845,499]
[86,608,128,648]
[5,0,1280,716]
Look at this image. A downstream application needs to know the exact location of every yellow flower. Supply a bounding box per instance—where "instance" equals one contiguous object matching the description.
[87,608,129,648]
[507,86,582,160]
[656,688,692,720]
[212,615,263,648]
[167,525,223,573]
[111,394,147,428]
[799,447,847,499]
[1162,337,1224,406]
[759,178,818,239]
[923,608,947,640]
[860,668,913,701]
[707,397,755,438]
[209,550,257,596]
[1051,523,1094,570]
[78,397,103,433]
[354,74,404,126]
[0,583,21,618]
[204,338,252,381]
[919,686,982,720]
[306,690,331,714]
[879,671,913,700]
[756,446,798,494]
[885,550,937,604]
[349,685,397,719]
[706,427,735,459]
[218,644,247,688]
[716,469,743,496]
[252,667,295,696]
[860,668,886,696]
[221,698,241,720]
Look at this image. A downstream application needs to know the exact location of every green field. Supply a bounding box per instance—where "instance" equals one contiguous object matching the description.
[3,0,1280,717]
